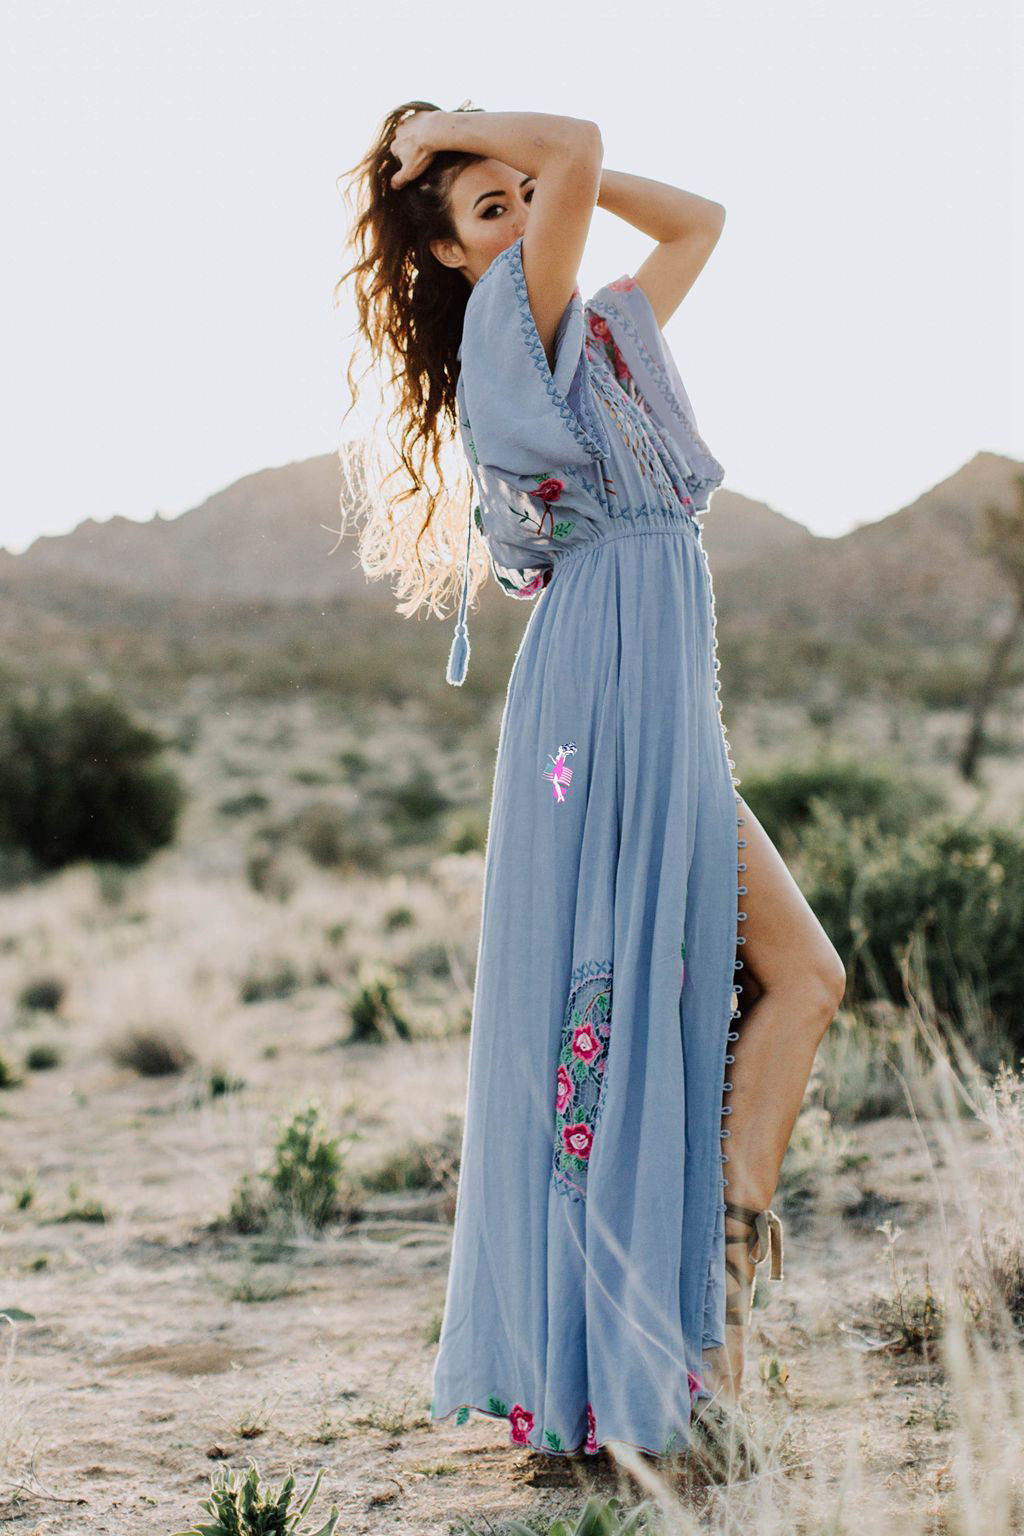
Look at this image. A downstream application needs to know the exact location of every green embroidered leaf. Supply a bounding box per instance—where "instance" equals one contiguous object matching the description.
[472,504,483,533]
[456,1404,470,1425]
[487,1395,509,1416]
[544,1429,565,1450]
[552,520,575,538]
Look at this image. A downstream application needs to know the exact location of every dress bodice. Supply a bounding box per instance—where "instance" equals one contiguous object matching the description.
[446,235,726,683]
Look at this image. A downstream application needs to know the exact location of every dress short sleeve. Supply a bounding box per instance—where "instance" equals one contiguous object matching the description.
[583,275,725,512]
[449,237,613,686]
[458,234,610,477]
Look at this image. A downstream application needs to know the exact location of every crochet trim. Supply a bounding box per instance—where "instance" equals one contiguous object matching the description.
[586,293,725,491]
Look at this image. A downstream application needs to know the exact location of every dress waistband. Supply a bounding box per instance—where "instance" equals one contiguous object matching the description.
[550,514,702,572]
[445,509,702,688]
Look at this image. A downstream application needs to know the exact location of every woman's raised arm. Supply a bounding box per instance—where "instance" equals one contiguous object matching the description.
[392,108,603,373]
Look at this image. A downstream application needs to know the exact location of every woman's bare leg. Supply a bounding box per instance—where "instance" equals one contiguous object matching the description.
[702,793,847,1406]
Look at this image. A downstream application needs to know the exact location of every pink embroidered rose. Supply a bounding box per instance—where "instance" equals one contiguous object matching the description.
[516,569,551,597]
[533,477,564,503]
[556,1063,573,1114]
[572,1022,600,1062]
[562,1121,593,1160]
[587,314,612,344]
[687,1369,702,1399]
[613,351,632,383]
[508,1403,534,1445]
[609,275,637,291]
[585,1401,598,1453]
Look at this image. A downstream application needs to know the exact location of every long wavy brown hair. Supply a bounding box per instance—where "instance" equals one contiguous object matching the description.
[331,99,490,623]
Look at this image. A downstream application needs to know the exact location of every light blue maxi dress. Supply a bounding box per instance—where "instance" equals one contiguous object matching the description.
[429,235,746,1459]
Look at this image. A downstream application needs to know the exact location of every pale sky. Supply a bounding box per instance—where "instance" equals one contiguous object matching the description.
[2,0,1021,556]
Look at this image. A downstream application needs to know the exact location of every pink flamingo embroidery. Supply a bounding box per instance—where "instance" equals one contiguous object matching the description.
[542,740,577,803]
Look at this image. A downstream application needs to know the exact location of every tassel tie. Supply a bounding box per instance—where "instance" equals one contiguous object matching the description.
[445,498,474,687]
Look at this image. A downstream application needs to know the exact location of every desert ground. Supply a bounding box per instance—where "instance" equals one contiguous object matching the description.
[2,688,1023,1535]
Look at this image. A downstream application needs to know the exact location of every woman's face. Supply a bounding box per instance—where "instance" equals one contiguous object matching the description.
[430,158,535,286]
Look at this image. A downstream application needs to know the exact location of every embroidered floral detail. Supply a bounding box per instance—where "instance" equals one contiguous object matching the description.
[552,960,614,1201]
[543,1428,566,1451]
[514,569,552,597]
[455,1403,470,1425]
[585,1401,598,1454]
[531,475,565,502]
[542,739,577,803]
[688,1369,702,1399]
[587,312,634,387]
[508,1402,534,1445]
[487,1394,509,1414]
[608,274,638,292]
[551,519,576,538]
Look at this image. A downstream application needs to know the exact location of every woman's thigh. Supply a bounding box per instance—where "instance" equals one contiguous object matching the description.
[734,794,845,999]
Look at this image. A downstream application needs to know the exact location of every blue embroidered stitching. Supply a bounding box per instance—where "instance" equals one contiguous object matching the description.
[502,238,609,461]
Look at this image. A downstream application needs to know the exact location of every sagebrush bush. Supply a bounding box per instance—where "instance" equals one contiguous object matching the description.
[736,755,946,851]
[18,976,65,1012]
[109,1025,194,1076]
[795,805,1024,1051]
[0,688,184,871]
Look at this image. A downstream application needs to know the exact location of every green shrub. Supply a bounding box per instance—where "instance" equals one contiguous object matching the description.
[737,755,945,850]
[0,688,185,871]
[25,1043,61,1071]
[18,976,64,1012]
[798,805,1024,1052]
[109,1025,194,1076]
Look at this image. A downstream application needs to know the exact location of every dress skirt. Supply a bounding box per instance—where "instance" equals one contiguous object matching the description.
[430,515,742,1459]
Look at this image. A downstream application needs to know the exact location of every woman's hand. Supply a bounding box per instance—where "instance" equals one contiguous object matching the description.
[389,109,445,189]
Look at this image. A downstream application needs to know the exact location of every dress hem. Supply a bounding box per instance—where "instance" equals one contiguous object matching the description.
[429,1399,700,1460]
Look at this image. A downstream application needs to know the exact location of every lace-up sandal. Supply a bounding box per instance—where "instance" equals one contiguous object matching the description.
[724,1200,784,1326]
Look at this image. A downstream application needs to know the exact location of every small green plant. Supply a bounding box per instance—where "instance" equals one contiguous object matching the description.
[52,1180,108,1224]
[209,1068,247,1098]
[172,1460,338,1536]
[25,1043,61,1071]
[360,1115,462,1219]
[109,1025,193,1076]
[873,1218,945,1353]
[240,962,302,1004]
[345,967,411,1043]
[453,1494,659,1535]
[219,790,271,818]
[220,1104,360,1236]
[18,976,64,1012]
[383,904,415,931]
[0,1052,22,1090]
[267,1103,345,1230]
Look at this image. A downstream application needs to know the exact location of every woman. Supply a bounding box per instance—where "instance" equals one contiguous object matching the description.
[338,102,846,1461]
